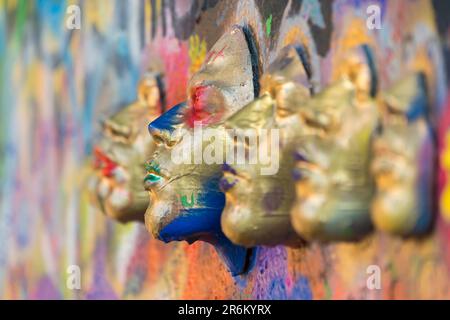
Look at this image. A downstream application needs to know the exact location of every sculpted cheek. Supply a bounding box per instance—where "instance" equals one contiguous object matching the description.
[263,187,284,214]
[187,85,225,127]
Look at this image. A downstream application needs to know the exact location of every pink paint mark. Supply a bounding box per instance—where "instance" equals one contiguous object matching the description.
[159,41,189,109]
[204,51,216,64]
[142,37,190,110]
[205,45,227,64]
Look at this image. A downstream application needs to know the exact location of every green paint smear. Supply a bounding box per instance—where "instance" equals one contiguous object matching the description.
[265,14,272,37]
[181,193,195,208]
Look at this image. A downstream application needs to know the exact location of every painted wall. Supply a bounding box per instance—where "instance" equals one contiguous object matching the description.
[1,0,450,299]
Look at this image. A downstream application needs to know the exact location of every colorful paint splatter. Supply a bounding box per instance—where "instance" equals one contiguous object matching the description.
[1,0,450,300]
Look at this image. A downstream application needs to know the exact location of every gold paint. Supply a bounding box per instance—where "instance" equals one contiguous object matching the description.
[189,35,208,76]
[144,26,257,240]
[371,73,434,235]
[331,18,374,84]
[91,72,163,223]
[291,48,378,241]
[221,45,310,247]
[283,27,310,51]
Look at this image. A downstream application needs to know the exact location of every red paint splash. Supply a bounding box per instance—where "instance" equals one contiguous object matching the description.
[187,85,211,127]
[186,85,224,128]
[93,147,117,177]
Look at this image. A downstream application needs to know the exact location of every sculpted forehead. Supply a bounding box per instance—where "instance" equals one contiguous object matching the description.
[382,72,428,116]
[188,26,258,116]
[263,45,311,88]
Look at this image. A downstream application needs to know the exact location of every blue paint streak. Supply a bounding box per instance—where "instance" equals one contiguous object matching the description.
[412,134,434,235]
[361,44,378,97]
[290,276,313,300]
[159,207,222,242]
[148,101,187,134]
[266,277,288,300]
[214,234,251,276]
[159,174,252,276]
[37,0,67,36]
[159,174,225,241]
[402,73,435,235]
[406,74,428,122]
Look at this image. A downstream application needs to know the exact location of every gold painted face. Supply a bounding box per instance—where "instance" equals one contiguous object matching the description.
[144,26,258,243]
[92,73,163,223]
[371,73,435,236]
[220,45,311,247]
[291,48,378,242]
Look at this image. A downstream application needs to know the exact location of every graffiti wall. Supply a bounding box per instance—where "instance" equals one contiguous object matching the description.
[1,0,450,299]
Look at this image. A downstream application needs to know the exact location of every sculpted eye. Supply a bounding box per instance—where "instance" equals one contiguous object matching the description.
[104,120,133,140]
[303,110,333,129]
[234,117,256,129]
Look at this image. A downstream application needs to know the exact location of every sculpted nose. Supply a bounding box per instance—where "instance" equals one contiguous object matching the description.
[148,102,187,147]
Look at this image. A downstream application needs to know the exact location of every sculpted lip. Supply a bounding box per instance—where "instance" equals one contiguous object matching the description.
[144,161,166,191]
[94,146,118,178]
[220,163,247,192]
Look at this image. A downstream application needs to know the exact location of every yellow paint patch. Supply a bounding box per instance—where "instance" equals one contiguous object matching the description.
[189,35,207,76]
[441,132,450,222]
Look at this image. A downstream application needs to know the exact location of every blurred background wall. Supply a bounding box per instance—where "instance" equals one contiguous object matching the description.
[1,0,450,299]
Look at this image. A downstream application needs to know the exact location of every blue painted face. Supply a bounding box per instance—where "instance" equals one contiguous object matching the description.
[144,101,228,241]
[142,25,260,275]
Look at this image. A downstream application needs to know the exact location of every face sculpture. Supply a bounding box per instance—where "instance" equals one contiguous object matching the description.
[144,26,259,275]
[291,46,378,242]
[220,45,312,247]
[93,73,164,223]
[371,72,435,236]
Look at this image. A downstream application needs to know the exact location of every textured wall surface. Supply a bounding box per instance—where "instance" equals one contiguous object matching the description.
[1,0,450,299]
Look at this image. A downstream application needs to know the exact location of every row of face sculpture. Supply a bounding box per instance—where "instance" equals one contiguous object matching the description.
[90,26,437,275]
